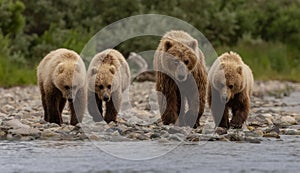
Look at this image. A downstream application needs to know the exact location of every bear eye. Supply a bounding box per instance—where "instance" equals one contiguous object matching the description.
[219,83,225,88]
[228,85,234,89]
[64,85,70,90]
[184,60,189,65]
[107,85,111,89]
[174,60,179,65]
[99,85,104,90]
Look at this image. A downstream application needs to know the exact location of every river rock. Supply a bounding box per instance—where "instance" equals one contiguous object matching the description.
[168,126,185,134]
[281,129,300,135]
[168,134,183,142]
[2,104,15,112]
[263,131,280,138]
[274,116,297,127]
[41,129,60,138]
[9,127,40,137]
[4,119,30,129]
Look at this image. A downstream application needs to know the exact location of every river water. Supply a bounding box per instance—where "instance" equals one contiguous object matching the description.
[0,136,300,173]
[1,92,300,173]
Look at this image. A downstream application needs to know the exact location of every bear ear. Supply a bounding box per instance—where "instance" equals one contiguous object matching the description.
[219,62,226,70]
[164,40,173,51]
[75,63,81,72]
[189,40,198,51]
[109,66,116,74]
[91,67,98,75]
[237,66,243,75]
[57,63,64,73]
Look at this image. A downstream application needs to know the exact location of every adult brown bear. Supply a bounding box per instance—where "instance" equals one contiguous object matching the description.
[37,48,87,126]
[154,30,207,128]
[208,51,254,129]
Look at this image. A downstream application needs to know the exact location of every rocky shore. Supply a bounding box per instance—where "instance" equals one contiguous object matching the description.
[0,81,300,143]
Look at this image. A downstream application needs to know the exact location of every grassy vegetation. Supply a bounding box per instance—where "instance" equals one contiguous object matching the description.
[0,56,36,87]
[1,0,300,86]
[217,38,300,82]
[1,40,300,87]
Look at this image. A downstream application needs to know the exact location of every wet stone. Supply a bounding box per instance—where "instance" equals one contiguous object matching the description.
[1,81,300,142]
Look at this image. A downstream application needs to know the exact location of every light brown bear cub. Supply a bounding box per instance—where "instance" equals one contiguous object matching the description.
[208,51,254,129]
[37,48,87,126]
[87,49,130,123]
[154,30,207,128]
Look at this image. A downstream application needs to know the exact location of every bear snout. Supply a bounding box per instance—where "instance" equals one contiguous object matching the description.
[221,94,228,103]
[103,94,110,102]
[177,74,185,81]
[175,65,187,82]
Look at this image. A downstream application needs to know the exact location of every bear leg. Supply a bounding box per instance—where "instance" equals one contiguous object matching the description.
[156,74,179,125]
[230,93,250,129]
[185,94,200,128]
[39,83,49,122]
[46,87,63,125]
[88,91,103,122]
[70,87,86,125]
[104,91,121,123]
[219,107,230,128]
[209,87,228,128]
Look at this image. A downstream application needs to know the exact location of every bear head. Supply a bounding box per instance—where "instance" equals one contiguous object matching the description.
[89,64,117,102]
[213,62,244,103]
[160,39,199,82]
[53,62,85,102]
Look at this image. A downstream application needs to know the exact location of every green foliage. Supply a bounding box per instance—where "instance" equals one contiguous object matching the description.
[0,0,25,36]
[0,0,300,86]
[0,32,35,87]
[217,36,300,82]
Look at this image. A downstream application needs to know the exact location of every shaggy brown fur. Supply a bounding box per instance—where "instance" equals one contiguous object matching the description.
[37,48,87,126]
[87,49,130,123]
[208,51,254,129]
[153,30,207,128]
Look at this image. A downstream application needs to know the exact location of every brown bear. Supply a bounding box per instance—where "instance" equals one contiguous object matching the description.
[207,51,254,129]
[153,30,207,128]
[37,48,87,126]
[87,49,130,123]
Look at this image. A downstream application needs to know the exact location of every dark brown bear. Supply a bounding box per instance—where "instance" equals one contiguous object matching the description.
[208,51,254,129]
[153,30,207,128]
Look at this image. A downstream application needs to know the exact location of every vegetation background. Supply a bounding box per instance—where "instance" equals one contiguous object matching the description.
[0,0,300,87]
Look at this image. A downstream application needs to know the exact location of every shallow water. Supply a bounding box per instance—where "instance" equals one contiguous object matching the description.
[1,136,300,173]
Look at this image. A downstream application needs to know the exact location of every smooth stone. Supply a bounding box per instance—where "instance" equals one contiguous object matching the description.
[168,134,182,142]
[263,131,280,138]
[9,127,40,137]
[282,129,300,135]
[4,119,30,129]
[150,133,160,139]
[244,137,261,144]
[289,125,300,130]
[281,116,297,125]
[186,134,201,142]
[137,134,149,140]
[168,126,184,134]
[2,104,15,112]
[41,129,60,138]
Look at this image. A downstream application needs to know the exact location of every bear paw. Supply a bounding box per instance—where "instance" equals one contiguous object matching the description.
[230,121,243,129]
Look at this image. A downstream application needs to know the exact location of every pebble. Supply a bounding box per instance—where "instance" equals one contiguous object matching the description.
[8,127,40,137]
[4,119,30,129]
[263,131,280,138]
[0,81,299,143]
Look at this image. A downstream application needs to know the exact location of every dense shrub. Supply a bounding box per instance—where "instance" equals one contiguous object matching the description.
[0,0,300,85]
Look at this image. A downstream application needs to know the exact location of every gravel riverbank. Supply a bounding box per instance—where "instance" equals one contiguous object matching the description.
[0,81,300,143]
